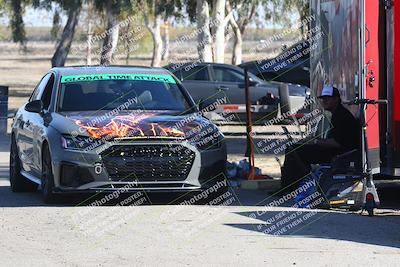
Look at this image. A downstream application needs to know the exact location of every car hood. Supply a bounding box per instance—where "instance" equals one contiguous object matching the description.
[51,110,216,140]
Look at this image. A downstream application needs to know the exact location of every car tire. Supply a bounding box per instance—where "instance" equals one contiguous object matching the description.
[9,136,38,192]
[41,144,56,203]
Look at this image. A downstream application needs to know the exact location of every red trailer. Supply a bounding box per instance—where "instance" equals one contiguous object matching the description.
[310,0,400,178]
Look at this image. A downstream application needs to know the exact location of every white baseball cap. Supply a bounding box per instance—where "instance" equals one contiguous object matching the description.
[318,85,340,98]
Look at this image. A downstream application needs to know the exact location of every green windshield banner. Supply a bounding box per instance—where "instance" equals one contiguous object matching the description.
[60,73,176,84]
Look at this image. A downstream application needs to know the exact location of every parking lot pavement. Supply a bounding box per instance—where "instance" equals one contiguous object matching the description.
[1,134,400,266]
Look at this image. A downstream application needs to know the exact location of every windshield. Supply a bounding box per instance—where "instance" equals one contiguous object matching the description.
[58,73,192,112]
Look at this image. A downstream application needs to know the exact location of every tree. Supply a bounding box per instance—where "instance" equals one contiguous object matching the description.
[95,0,122,65]
[50,8,62,42]
[0,0,5,15]
[83,2,95,65]
[287,0,310,36]
[25,0,83,67]
[195,0,213,62]
[267,0,310,37]
[212,0,226,63]
[188,0,232,63]
[51,1,81,67]
[7,0,82,65]
[119,16,133,65]
[140,0,182,67]
[161,19,170,61]
[226,0,257,65]
[142,2,163,67]
[8,0,27,51]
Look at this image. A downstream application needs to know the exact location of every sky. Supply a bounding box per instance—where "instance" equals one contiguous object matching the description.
[0,6,65,27]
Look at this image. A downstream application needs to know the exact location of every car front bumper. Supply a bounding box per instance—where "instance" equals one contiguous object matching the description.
[50,140,227,192]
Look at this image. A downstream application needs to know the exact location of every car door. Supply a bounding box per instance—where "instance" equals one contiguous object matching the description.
[15,85,41,172]
[22,73,52,175]
[210,65,246,105]
[212,65,282,108]
[30,74,55,175]
[176,64,223,104]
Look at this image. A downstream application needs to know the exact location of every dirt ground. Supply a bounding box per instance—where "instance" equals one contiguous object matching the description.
[0,137,399,266]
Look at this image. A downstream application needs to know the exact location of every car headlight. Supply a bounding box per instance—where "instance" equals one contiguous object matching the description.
[61,135,99,151]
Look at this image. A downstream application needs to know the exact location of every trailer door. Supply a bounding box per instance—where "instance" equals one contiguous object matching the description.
[363,0,383,172]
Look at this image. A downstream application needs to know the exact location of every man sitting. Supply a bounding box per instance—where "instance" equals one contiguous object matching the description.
[280,85,360,191]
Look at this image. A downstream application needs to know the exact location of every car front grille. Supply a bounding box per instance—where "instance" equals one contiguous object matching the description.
[101,144,195,181]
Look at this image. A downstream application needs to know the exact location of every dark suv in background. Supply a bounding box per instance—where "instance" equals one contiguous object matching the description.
[239,40,310,87]
[166,62,280,123]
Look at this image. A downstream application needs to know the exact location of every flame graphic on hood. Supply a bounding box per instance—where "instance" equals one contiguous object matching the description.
[73,113,185,139]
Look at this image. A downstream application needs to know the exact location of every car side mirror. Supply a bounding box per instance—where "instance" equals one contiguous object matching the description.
[305,88,311,99]
[25,100,43,113]
[249,80,258,86]
[198,98,217,112]
[240,80,258,88]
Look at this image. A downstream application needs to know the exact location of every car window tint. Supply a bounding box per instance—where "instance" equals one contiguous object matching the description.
[30,73,51,102]
[41,74,55,110]
[29,87,40,102]
[181,66,209,81]
[213,67,244,83]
